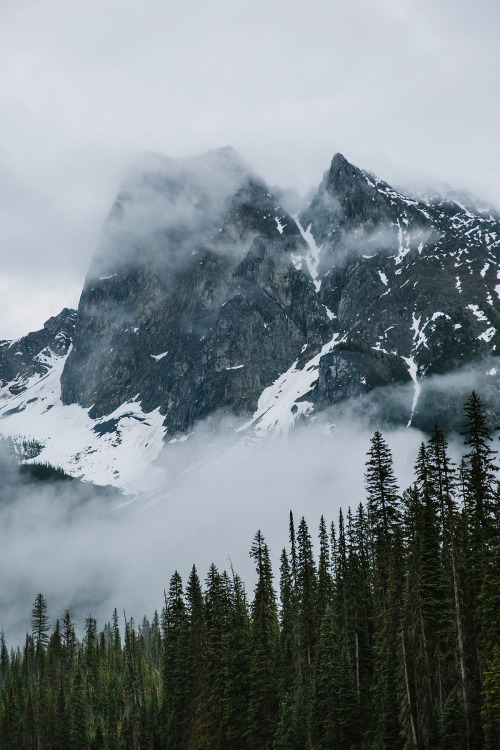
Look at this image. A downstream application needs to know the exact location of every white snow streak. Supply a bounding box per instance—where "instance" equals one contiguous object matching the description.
[401,356,420,427]
[275,216,285,234]
[467,304,488,323]
[294,219,323,292]
[238,334,341,437]
[478,327,496,343]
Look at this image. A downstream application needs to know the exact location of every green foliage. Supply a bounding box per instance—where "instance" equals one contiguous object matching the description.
[20,461,75,482]
[0,392,498,750]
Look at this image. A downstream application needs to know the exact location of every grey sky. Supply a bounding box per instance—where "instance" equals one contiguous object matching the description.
[1,0,499,338]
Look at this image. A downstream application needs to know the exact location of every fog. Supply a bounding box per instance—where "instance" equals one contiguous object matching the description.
[318,225,435,271]
[2,0,500,646]
[2,347,498,646]
[0,413,427,647]
[88,148,260,281]
[2,0,500,338]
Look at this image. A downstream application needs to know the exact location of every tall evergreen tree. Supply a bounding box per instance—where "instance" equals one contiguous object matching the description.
[365,431,400,549]
[31,593,50,655]
[162,571,187,750]
[246,531,279,750]
[184,565,209,749]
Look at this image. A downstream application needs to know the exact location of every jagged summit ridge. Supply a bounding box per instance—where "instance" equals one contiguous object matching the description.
[0,149,499,489]
[60,150,329,431]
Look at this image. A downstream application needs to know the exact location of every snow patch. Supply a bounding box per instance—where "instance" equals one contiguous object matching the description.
[401,356,420,427]
[0,350,167,493]
[467,304,488,323]
[275,216,285,234]
[239,334,342,436]
[478,327,496,343]
[151,351,168,361]
[295,218,323,292]
[411,313,428,350]
[394,224,411,265]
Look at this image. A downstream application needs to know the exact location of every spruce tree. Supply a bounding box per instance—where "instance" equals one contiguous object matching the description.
[246,531,279,750]
[184,565,209,749]
[365,430,400,548]
[317,515,333,622]
[31,593,50,655]
[162,571,187,749]
[482,646,500,750]
[224,571,251,750]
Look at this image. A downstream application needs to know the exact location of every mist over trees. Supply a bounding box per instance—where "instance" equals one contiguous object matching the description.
[0,392,499,749]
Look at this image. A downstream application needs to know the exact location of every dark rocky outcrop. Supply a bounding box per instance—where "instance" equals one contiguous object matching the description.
[299,153,500,407]
[0,308,76,396]
[3,148,500,439]
[60,149,333,433]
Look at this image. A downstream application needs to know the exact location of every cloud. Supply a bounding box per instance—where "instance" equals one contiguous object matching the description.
[1,353,498,646]
[0,411,425,646]
[1,0,500,338]
[88,147,256,280]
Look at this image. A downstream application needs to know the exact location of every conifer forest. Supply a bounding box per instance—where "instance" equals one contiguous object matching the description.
[1,391,499,750]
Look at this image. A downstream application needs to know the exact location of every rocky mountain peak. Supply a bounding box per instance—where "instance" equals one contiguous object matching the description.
[0,308,76,397]
[0,148,499,489]
[326,152,361,186]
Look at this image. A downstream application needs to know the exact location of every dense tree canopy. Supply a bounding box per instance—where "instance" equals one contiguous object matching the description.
[0,393,499,749]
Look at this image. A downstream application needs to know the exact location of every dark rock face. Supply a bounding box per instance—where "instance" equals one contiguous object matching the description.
[0,309,76,395]
[299,153,500,412]
[8,148,499,438]
[60,149,332,433]
[315,346,411,406]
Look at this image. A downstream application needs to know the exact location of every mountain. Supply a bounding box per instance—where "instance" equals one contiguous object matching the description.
[1,148,499,490]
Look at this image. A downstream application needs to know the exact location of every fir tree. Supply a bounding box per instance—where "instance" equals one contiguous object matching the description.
[162,571,187,750]
[365,430,400,548]
[184,565,209,749]
[246,531,279,750]
[31,593,50,655]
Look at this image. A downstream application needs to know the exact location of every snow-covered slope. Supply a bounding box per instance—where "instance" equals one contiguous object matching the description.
[1,149,500,490]
[0,348,166,493]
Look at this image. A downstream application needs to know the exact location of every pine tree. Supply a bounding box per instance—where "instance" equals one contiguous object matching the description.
[31,593,50,655]
[162,571,187,750]
[317,515,333,622]
[296,516,317,674]
[0,631,9,681]
[346,505,372,728]
[482,646,500,749]
[365,431,400,549]
[224,570,251,750]
[204,563,232,749]
[184,565,209,749]
[246,531,279,750]
[69,663,89,750]
[370,525,404,750]
[461,391,497,531]
[0,674,23,749]
[427,424,472,748]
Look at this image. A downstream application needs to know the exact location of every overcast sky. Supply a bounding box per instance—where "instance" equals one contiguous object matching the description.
[1,0,499,339]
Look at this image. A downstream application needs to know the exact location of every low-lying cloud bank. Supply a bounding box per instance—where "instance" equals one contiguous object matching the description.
[0,415,424,646]
[1,356,498,646]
